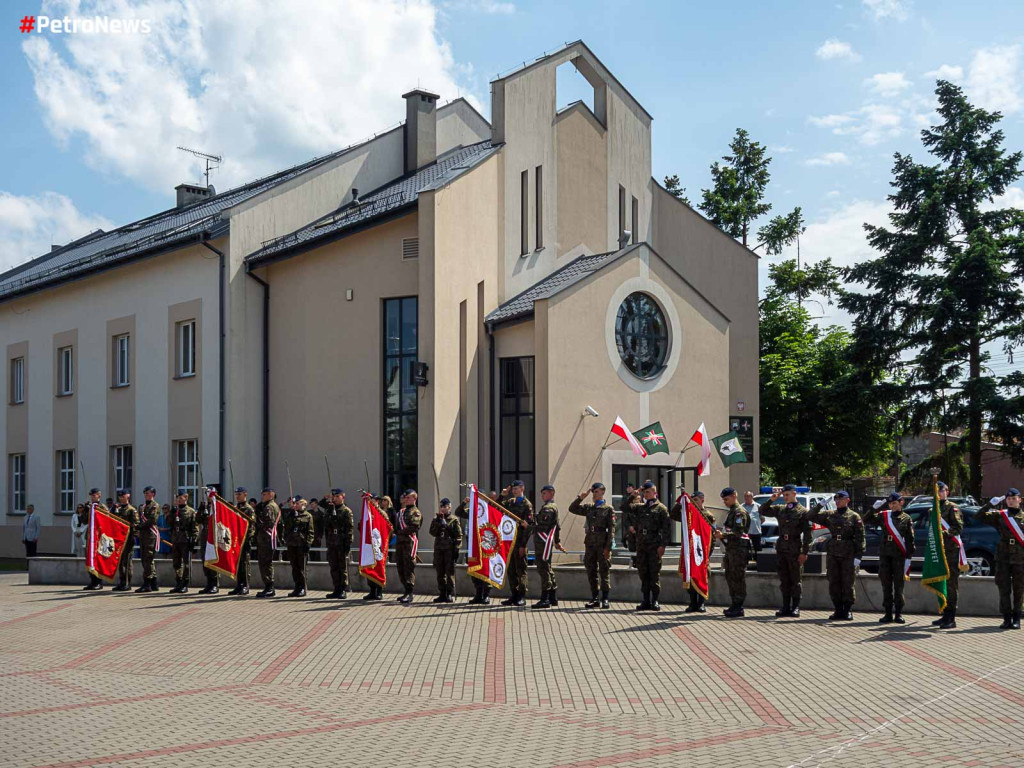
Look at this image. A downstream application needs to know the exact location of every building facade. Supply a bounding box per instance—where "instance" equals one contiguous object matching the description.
[0,42,758,557]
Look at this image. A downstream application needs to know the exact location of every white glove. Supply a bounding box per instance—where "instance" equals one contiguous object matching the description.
[991,496,1005,506]
[853,558,861,570]
[872,499,885,510]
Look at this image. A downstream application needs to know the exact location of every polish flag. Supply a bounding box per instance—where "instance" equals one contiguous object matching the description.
[690,423,712,477]
[359,494,391,587]
[611,416,647,458]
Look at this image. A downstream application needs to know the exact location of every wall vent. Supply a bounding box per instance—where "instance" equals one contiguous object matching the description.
[402,237,419,260]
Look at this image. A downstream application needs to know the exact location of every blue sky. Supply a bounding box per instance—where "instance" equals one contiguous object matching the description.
[2,0,1023,332]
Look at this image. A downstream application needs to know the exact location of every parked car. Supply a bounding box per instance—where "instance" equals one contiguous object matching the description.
[754,491,836,551]
[909,494,977,507]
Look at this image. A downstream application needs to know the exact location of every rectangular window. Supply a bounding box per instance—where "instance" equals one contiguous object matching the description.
[174,439,199,508]
[58,346,74,395]
[113,334,130,386]
[57,449,75,514]
[520,169,529,256]
[535,165,543,249]
[383,297,418,502]
[177,320,196,377]
[618,185,626,243]
[9,454,26,514]
[10,357,24,404]
[499,357,535,497]
[631,195,639,245]
[112,445,133,496]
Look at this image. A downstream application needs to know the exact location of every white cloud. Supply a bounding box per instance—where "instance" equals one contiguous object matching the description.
[816,38,862,62]
[965,44,1022,115]
[826,190,841,197]
[0,191,113,272]
[771,145,795,153]
[22,0,479,194]
[805,152,851,166]
[866,72,912,97]
[986,186,1024,211]
[924,64,964,83]
[809,114,855,128]
[809,104,903,145]
[443,0,515,12]
[862,0,910,21]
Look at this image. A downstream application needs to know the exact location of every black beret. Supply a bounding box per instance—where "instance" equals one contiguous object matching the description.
[641,480,656,490]
[591,482,605,491]
[720,486,736,497]
[440,498,451,506]
[1008,487,1021,496]
[511,480,525,487]
[887,492,902,502]
[782,484,797,492]
[692,491,705,499]
[143,486,156,493]
[331,488,343,495]
[541,484,555,492]
[403,488,418,496]
[116,488,128,496]
[235,486,247,493]
[834,490,849,499]
[89,487,101,495]
[936,481,948,490]
[262,487,274,493]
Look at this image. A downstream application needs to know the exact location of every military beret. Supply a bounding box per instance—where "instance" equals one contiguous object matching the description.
[887,492,903,502]
[591,482,606,491]
[89,487,101,495]
[834,490,849,499]
[235,486,247,493]
[116,488,127,496]
[783,484,798,492]
[936,481,948,490]
[403,488,418,496]
[1008,487,1021,496]
[511,480,525,488]
[176,489,188,496]
[331,488,343,495]
[440,498,451,506]
[692,491,705,499]
[641,480,656,490]
[720,486,736,497]
[541,484,555,492]
[262,487,274,493]
[143,486,156,493]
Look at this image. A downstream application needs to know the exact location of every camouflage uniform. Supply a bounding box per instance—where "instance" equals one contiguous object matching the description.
[229,497,256,594]
[167,503,198,592]
[630,497,671,610]
[429,510,463,601]
[254,498,282,595]
[456,501,492,604]
[532,499,561,608]
[759,499,812,616]
[809,503,865,619]
[136,499,162,591]
[393,504,422,599]
[83,501,109,590]
[721,503,751,616]
[322,500,353,598]
[283,506,315,594]
[114,503,139,590]
[195,498,220,593]
[568,496,615,606]
[863,506,914,621]
[620,491,639,554]
[670,499,716,612]
[975,501,1024,628]
[500,493,534,606]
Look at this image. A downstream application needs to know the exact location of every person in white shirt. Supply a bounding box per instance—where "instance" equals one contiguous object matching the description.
[71,504,89,556]
[743,491,762,560]
[22,505,41,557]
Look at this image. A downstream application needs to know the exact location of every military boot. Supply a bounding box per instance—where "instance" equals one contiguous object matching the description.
[1000,612,1013,629]
[1013,611,1022,630]
[841,602,854,621]
[650,587,662,612]
[931,611,946,626]
[790,597,801,618]
[879,610,893,623]
[938,609,957,629]
[828,601,841,621]
[893,612,906,624]
[584,594,601,609]
[229,584,246,596]
[684,592,700,614]
[149,578,160,592]
[600,590,609,609]
[775,596,791,618]
[636,592,651,612]
[432,591,446,604]
[135,580,151,594]
[532,591,551,609]
[549,589,558,607]
[112,581,129,592]
[481,587,491,605]
[723,599,744,618]
[513,590,526,607]
[500,592,516,606]
[696,596,707,613]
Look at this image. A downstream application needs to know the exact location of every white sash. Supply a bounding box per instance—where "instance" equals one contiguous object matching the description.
[939,517,968,572]
[999,509,1024,545]
[883,510,911,578]
[538,529,556,561]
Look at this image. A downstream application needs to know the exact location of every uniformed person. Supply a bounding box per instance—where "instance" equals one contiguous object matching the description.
[457,496,491,605]
[308,497,323,563]
[284,495,314,596]
[321,489,353,599]
[717,487,750,617]
[759,484,812,617]
[531,485,564,609]
[393,490,422,603]
[629,480,670,611]
[112,489,139,592]
[976,488,1024,629]
[499,480,535,607]
[671,490,716,613]
[254,487,282,598]
[620,483,639,567]
[430,498,463,603]
[229,486,254,595]
[570,482,615,609]
[134,486,161,593]
[864,492,914,624]
[82,488,108,591]
[195,487,220,595]
[167,491,198,593]
[809,491,865,621]
[934,481,966,629]
[361,495,390,601]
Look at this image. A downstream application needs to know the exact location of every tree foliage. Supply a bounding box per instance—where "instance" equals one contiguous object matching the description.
[662,174,690,205]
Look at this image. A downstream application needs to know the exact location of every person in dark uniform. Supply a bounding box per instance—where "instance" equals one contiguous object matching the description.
[532,484,564,609]
[718,488,750,617]
[457,496,491,605]
[308,497,323,563]
[229,487,254,595]
[671,490,716,613]
[864,492,914,624]
[322,488,353,599]
[976,489,1024,629]
[499,480,534,607]
[430,498,462,603]
[759,484,812,618]
[393,490,422,603]
[569,482,615,609]
[933,481,966,629]
[254,487,282,598]
[620,483,639,568]
[112,489,139,592]
[82,488,108,591]
[628,480,670,611]
[195,487,220,595]
[284,495,314,596]
[809,491,865,621]
[167,490,198,593]
[135,486,161,593]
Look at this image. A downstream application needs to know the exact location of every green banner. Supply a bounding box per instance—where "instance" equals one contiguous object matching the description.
[712,431,748,466]
[921,479,950,612]
[633,422,670,455]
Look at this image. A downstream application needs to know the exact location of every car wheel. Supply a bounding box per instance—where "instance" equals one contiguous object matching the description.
[965,551,994,577]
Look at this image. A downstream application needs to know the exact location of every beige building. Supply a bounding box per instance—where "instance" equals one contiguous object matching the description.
[0,41,758,558]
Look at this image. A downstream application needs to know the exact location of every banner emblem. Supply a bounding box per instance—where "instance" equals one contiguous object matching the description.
[692,532,705,566]
[480,524,500,557]
[98,533,115,558]
[216,522,232,551]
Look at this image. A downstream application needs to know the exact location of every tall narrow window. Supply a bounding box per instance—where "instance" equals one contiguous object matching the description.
[57,449,75,513]
[499,357,535,497]
[9,454,26,514]
[383,297,418,502]
[112,445,133,495]
[520,169,529,256]
[174,439,199,508]
[535,165,543,249]
[113,334,130,387]
[58,346,74,395]
[10,357,24,404]
[618,185,626,244]
[631,195,639,245]
[177,320,196,377]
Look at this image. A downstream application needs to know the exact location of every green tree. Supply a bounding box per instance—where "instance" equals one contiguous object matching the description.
[662,174,690,205]
[840,81,1024,499]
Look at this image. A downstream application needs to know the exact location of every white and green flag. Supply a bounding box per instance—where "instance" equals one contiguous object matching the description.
[712,431,747,466]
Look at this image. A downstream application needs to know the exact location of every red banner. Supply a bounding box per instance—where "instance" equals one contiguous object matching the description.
[359,494,391,586]
[203,491,252,579]
[467,484,521,589]
[678,493,712,598]
[87,504,130,581]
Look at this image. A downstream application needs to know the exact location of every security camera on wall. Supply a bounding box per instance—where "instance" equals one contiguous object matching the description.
[584,405,599,418]
[618,231,632,249]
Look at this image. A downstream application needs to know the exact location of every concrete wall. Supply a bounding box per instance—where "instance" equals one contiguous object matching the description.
[436,98,491,153]
[555,104,607,257]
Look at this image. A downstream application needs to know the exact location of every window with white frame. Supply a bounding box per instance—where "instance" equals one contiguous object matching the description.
[57,449,75,514]
[176,320,196,377]
[112,445,133,496]
[10,357,24,404]
[58,346,74,395]
[113,334,130,386]
[9,454,26,514]
[174,439,199,508]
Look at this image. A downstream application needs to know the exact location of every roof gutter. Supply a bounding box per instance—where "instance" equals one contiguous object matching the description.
[201,238,227,492]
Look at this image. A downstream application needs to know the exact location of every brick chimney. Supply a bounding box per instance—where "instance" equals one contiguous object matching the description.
[403,89,439,174]
[175,183,214,208]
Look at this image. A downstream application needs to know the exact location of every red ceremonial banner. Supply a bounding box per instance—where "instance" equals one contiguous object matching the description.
[466,484,521,589]
[678,493,712,599]
[203,491,252,579]
[359,494,391,586]
[87,504,130,581]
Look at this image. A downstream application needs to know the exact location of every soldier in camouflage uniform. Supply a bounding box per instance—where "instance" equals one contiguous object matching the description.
[308,497,323,563]
[759,484,812,617]
[671,490,716,613]
[863,492,914,624]
[82,488,108,591]
[228,487,254,596]
[195,487,220,595]
[254,487,282,598]
[620,483,639,567]
[283,496,315,596]
[570,482,616,609]
[393,490,423,603]
[976,488,1024,630]
[629,480,670,611]
[134,486,162,593]
[531,485,564,609]
[809,491,865,621]
[167,491,199,593]
[457,496,491,605]
[430,498,463,603]
[500,480,534,607]
[321,489,353,599]
[718,488,750,617]
[933,481,966,629]
[112,489,140,592]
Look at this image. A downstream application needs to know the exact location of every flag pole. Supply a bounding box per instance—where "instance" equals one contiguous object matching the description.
[285,461,294,502]
[325,455,333,491]
[228,459,236,496]
[79,460,89,497]
[363,460,372,495]
[431,463,442,508]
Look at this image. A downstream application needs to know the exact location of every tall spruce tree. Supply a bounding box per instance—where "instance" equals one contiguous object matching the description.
[841,81,1024,498]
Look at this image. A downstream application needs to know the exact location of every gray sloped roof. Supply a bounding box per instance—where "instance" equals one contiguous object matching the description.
[485,244,642,327]
[246,140,498,267]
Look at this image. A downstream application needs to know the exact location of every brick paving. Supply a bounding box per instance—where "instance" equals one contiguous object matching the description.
[0,572,1021,768]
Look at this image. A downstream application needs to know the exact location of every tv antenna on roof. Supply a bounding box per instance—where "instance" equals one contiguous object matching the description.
[176,146,222,187]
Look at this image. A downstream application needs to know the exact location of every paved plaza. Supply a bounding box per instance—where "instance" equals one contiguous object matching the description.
[0,572,1022,768]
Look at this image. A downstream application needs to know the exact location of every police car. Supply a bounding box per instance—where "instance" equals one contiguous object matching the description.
[753,487,836,550]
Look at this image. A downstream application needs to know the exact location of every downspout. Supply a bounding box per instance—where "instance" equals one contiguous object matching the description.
[487,323,496,490]
[245,270,270,488]
[201,239,226,490]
